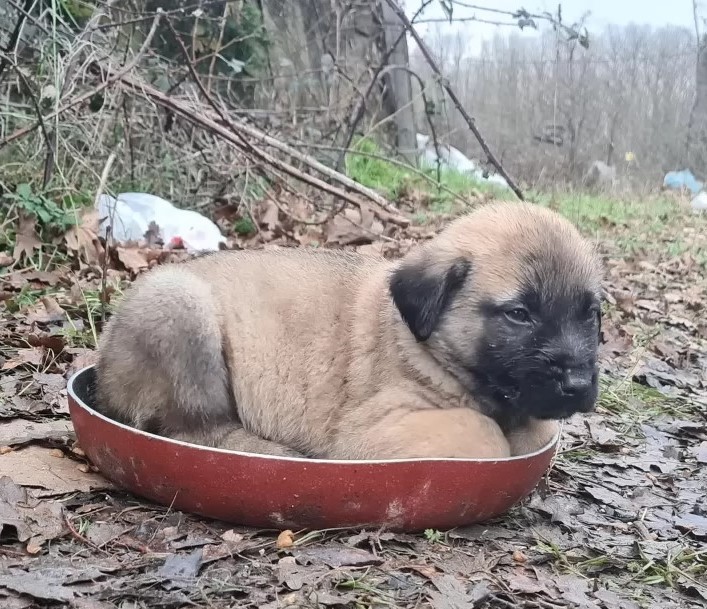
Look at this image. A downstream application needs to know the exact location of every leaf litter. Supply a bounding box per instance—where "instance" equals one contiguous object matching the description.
[0,192,706,608]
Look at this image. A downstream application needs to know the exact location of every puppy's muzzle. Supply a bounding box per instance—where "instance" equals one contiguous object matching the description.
[560,367,595,398]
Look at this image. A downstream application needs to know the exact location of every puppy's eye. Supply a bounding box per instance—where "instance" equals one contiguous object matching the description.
[587,305,601,322]
[504,308,531,324]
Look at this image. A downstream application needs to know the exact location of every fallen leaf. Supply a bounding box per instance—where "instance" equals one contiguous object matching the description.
[507,573,548,594]
[583,486,635,513]
[116,247,149,273]
[276,556,329,591]
[0,476,66,550]
[27,333,66,354]
[12,214,41,262]
[85,522,126,546]
[65,349,98,378]
[325,208,383,245]
[25,296,68,325]
[428,574,476,609]
[0,445,112,494]
[0,419,74,446]
[0,565,106,603]
[220,529,243,543]
[157,548,204,588]
[693,441,707,464]
[260,199,280,231]
[1,348,44,371]
[0,572,74,603]
[32,372,67,409]
[294,545,383,568]
[64,208,103,266]
[0,253,13,267]
[674,513,707,539]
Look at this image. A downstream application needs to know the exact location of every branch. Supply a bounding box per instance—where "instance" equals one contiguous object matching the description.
[161,18,408,227]
[113,71,409,227]
[383,0,524,201]
[0,0,34,87]
[0,10,163,150]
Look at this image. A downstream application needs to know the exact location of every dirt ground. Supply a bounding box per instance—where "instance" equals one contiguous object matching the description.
[0,196,706,608]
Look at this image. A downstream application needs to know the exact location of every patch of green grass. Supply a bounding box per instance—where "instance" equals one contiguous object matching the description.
[424,528,444,543]
[344,137,510,209]
[6,285,50,310]
[528,190,707,262]
[534,539,620,576]
[234,216,256,235]
[628,545,707,592]
[597,376,699,426]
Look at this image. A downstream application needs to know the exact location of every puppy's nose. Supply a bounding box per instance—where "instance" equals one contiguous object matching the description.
[560,368,594,396]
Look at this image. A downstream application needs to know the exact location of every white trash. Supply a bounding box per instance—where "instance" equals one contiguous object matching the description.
[415,132,510,190]
[96,192,226,252]
[690,191,707,212]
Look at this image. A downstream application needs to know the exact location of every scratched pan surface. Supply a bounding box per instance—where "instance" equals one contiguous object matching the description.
[67,365,559,532]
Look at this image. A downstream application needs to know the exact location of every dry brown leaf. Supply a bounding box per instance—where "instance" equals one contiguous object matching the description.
[25,296,68,325]
[21,270,62,286]
[0,253,13,267]
[261,199,280,231]
[0,419,74,447]
[1,347,44,370]
[221,529,244,544]
[65,348,99,378]
[0,445,113,494]
[276,529,295,549]
[325,208,383,245]
[64,208,103,266]
[0,476,66,549]
[116,247,149,273]
[12,214,42,262]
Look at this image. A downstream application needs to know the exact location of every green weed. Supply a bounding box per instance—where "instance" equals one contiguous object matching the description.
[4,183,76,231]
[344,137,509,207]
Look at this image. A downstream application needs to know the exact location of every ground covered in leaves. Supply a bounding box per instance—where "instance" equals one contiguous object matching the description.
[0,190,706,609]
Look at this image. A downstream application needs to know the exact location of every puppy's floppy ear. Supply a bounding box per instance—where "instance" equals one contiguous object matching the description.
[389,255,470,342]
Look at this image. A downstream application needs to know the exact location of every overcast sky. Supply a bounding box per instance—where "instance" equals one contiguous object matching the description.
[406,0,699,55]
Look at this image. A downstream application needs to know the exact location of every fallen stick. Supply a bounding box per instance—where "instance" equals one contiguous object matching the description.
[114,70,410,227]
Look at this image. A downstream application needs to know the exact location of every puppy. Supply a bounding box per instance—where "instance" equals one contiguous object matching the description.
[94,201,603,460]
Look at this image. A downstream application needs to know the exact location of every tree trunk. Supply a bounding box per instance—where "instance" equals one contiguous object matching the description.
[686,34,707,179]
[378,0,416,160]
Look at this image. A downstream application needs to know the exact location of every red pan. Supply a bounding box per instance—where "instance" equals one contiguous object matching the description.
[67,365,558,532]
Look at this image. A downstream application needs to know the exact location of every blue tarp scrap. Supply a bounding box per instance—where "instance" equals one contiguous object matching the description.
[663,169,703,195]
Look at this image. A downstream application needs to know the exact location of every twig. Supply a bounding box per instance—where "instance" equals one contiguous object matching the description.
[166,19,374,229]
[383,0,524,201]
[95,152,117,324]
[0,0,34,86]
[64,513,110,555]
[0,10,163,150]
[7,62,55,187]
[112,70,409,226]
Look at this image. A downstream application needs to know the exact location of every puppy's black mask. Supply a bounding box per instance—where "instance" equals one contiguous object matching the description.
[389,255,602,432]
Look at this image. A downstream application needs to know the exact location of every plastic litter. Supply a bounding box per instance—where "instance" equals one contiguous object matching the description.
[690,191,707,212]
[663,169,703,195]
[96,192,226,252]
[416,133,510,190]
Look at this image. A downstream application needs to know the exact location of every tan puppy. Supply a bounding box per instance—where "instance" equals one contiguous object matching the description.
[94,201,603,460]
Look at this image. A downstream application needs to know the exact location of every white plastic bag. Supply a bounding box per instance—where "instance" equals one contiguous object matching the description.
[96,192,226,252]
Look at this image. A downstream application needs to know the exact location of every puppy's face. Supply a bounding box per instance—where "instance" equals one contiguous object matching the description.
[389,202,603,429]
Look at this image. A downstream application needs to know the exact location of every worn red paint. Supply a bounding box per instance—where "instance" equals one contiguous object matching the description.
[67,366,558,532]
